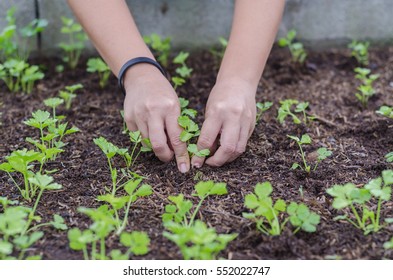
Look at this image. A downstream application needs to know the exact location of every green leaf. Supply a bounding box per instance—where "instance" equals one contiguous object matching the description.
[50,214,68,230]
[274,199,286,212]
[382,170,393,186]
[120,231,150,256]
[134,184,153,197]
[254,182,273,199]
[317,147,332,161]
[0,240,13,255]
[124,179,142,195]
[300,134,312,145]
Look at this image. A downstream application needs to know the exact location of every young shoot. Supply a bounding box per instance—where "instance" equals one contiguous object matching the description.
[58,83,83,110]
[256,101,273,123]
[277,99,314,125]
[86,58,111,88]
[287,134,332,173]
[326,170,393,235]
[178,115,210,158]
[376,105,393,119]
[210,36,228,63]
[354,67,379,107]
[348,40,370,66]
[59,17,88,69]
[278,29,307,64]
[385,152,393,163]
[172,51,193,90]
[243,182,320,236]
[143,33,171,67]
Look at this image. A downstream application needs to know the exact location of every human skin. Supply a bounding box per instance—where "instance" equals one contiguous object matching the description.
[67,0,285,172]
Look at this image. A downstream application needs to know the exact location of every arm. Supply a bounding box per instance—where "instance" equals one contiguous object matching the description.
[67,0,190,173]
[192,0,285,168]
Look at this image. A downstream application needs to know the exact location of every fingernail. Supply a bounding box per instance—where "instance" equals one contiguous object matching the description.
[180,163,187,173]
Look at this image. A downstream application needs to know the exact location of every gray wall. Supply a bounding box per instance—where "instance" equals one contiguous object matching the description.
[1,0,393,54]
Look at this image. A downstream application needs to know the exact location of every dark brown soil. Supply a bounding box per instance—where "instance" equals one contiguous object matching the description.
[1,46,393,260]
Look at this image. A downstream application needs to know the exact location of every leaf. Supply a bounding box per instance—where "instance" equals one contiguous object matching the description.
[317,147,332,161]
[274,199,286,212]
[0,240,13,255]
[134,184,153,197]
[50,214,68,230]
[244,194,259,209]
[382,170,393,186]
[291,162,300,170]
[120,231,150,256]
[254,182,273,199]
[300,134,312,145]
[180,131,193,142]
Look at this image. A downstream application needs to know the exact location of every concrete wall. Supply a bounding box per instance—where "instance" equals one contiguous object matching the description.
[1,0,393,54]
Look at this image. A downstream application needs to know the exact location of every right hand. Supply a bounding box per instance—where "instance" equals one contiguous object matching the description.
[122,63,190,173]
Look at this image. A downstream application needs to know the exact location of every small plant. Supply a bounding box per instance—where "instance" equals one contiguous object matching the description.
[178,115,209,158]
[354,67,379,107]
[86,58,111,88]
[384,237,393,250]
[143,33,171,67]
[287,134,332,173]
[58,83,83,110]
[256,101,273,123]
[68,205,150,260]
[385,152,393,163]
[277,99,314,125]
[327,170,393,235]
[278,29,307,64]
[210,36,228,63]
[172,51,193,90]
[179,97,197,119]
[59,17,88,69]
[348,40,370,66]
[376,105,393,119]
[243,182,320,236]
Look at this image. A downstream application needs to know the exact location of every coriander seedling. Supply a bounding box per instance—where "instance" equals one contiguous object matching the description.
[172,51,193,90]
[59,17,88,69]
[58,83,83,110]
[143,33,171,67]
[376,106,393,119]
[179,97,197,119]
[256,101,273,123]
[354,67,379,107]
[87,58,111,88]
[327,170,393,235]
[277,99,314,125]
[278,29,307,64]
[385,152,393,163]
[210,36,228,63]
[178,115,210,158]
[348,40,370,66]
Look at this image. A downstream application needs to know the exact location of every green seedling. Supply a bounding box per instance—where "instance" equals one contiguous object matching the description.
[384,237,393,250]
[0,149,43,201]
[163,220,237,260]
[58,83,83,110]
[68,205,150,260]
[87,58,111,88]
[348,40,370,66]
[278,29,307,64]
[44,97,64,120]
[179,97,197,119]
[0,7,17,60]
[376,106,393,119]
[59,17,88,69]
[210,36,228,63]
[97,178,152,234]
[327,170,393,235]
[243,182,320,236]
[163,181,228,227]
[354,67,379,107]
[143,33,171,67]
[178,115,210,158]
[172,51,193,90]
[277,99,314,125]
[256,101,273,123]
[287,134,332,173]
[385,152,393,163]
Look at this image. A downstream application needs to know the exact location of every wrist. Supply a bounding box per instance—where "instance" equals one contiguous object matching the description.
[214,75,257,96]
[123,63,165,95]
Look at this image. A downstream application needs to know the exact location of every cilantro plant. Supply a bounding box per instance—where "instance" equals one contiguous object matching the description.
[384,237,393,250]
[68,205,150,260]
[210,36,228,63]
[287,134,332,173]
[243,182,320,236]
[58,83,83,109]
[179,97,197,119]
[86,58,111,88]
[348,40,370,66]
[327,170,393,235]
[178,115,210,158]
[256,101,273,123]
[278,29,307,64]
[376,105,393,119]
[354,67,379,107]
[172,51,193,90]
[277,99,314,125]
[143,33,171,67]
[59,17,88,69]
[385,152,393,163]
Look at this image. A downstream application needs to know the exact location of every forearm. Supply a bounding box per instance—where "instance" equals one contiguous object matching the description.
[217,0,285,88]
[67,0,153,76]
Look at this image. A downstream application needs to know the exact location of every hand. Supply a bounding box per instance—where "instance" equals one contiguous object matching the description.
[123,64,190,173]
[191,79,256,167]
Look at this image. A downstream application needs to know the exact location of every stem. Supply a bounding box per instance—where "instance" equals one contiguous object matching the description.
[26,222,51,234]
[23,187,44,235]
[108,158,116,196]
[82,248,89,260]
[293,227,300,235]
[375,198,382,232]
[118,196,134,235]
[129,143,139,167]
[6,172,23,195]
[91,241,96,260]
[100,237,106,260]
[298,143,309,173]
[256,221,270,236]
[350,203,364,231]
[189,196,206,226]
[131,149,142,167]
[23,172,30,201]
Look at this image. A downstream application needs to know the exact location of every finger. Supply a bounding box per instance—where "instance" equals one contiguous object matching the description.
[191,118,221,168]
[126,121,137,132]
[228,125,249,163]
[165,114,190,173]
[134,118,149,140]
[205,124,241,167]
[148,118,174,162]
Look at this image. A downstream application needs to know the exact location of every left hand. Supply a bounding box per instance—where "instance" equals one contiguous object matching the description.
[191,79,257,167]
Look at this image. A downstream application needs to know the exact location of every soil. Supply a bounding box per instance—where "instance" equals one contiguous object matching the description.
[1,46,393,260]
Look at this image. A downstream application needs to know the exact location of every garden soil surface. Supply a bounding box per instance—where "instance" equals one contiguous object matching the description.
[1,46,393,260]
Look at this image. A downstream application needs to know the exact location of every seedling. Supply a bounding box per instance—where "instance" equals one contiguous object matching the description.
[384,237,393,250]
[163,220,237,260]
[86,58,111,88]
[385,152,393,163]
[327,170,393,235]
[243,182,320,236]
[354,67,379,107]
[376,106,393,119]
[256,101,273,123]
[277,99,314,125]
[210,36,228,63]
[58,83,83,109]
[59,17,88,69]
[179,97,197,119]
[143,33,171,67]
[178,115,210,158]
[172,51,193,90]
[278,29,307,64]
[348,40,370,66]
[287,134,332,173]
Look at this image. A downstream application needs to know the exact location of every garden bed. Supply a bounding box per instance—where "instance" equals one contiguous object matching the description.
[1,46,393,260]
